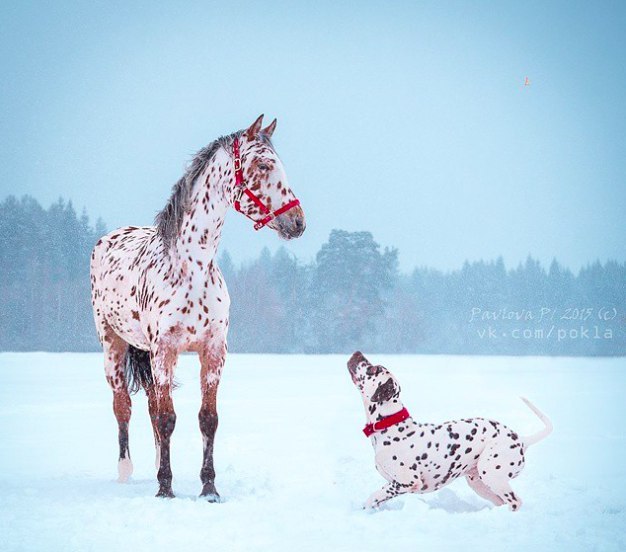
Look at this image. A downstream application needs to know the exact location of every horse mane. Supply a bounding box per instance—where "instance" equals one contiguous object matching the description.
[155,130,243,251]
[155,130,276,250]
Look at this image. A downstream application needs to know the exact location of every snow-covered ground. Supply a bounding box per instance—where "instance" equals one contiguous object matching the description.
[0,353,625,551]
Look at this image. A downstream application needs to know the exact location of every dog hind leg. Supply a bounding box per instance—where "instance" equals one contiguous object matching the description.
[477,440,524,511]
[480,476,522,511]
[465,470,504,506]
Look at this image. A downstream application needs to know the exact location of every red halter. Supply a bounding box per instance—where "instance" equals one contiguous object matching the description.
[232,137,300,231]
[363,408,411,437]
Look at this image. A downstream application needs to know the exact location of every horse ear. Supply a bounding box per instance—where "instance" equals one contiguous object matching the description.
[262,118,277,138]
[245,114,264,141]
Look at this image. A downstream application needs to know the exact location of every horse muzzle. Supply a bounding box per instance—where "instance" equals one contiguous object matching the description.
[276,206,306,240]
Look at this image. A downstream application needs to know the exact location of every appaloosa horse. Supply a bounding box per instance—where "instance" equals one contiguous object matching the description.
[90,115,305,499]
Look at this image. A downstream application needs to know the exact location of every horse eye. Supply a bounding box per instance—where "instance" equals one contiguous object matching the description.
[258,163,270,171]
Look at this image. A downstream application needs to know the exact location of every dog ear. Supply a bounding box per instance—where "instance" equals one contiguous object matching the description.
[371,377,396,403]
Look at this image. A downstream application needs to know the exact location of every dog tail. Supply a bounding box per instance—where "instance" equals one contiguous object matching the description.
[520,397,553,447]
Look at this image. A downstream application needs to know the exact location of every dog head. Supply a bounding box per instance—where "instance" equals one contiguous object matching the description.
[347,351,401,407]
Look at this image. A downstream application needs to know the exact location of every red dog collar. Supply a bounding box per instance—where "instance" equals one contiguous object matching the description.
[363,408,410,437]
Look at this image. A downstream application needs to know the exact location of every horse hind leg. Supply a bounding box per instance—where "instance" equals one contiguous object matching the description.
[150,346,178,498]
[143,383,160,470]
[125,345,173,497]
[102,328,133,483]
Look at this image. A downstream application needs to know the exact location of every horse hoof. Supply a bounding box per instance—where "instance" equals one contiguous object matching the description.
[156,488,175,499]
[200,481,220,501]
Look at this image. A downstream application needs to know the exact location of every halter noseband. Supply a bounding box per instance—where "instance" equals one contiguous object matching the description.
[232,137,300,230]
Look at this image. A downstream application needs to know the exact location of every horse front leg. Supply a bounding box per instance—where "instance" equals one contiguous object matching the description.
[198,342,226,501]
[151,347,177,498]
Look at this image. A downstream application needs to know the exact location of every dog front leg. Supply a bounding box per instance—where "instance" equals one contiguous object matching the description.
[364,480,412,509]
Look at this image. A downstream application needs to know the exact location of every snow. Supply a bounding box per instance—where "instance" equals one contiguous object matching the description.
[1,353,625,551]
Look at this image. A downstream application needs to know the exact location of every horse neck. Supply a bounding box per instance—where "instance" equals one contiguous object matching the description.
[174,149,233,264]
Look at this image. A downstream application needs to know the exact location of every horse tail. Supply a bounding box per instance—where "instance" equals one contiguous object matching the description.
[125,346,153,394]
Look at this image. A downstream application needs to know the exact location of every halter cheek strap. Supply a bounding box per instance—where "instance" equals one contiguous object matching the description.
[232,137,301,231]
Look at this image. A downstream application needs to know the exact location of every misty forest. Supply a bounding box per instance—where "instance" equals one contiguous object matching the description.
[0,195,623,355]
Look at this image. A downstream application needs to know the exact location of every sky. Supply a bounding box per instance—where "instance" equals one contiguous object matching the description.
[1,0,624,271]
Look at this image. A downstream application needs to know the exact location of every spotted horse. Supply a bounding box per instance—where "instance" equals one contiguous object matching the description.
[90,115,305,499]
[347,352,553,511]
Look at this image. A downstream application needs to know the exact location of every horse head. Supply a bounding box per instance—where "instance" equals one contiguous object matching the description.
[232,114,305,240]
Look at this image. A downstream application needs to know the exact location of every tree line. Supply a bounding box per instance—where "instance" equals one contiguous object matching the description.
[0,195,624,355]
[0,196,105,351]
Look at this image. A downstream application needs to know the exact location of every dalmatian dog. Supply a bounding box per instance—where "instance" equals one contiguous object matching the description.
[347,352,552,511]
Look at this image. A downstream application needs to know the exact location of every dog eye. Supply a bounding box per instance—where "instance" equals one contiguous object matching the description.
[258,163,270,171]
[366,366,380,376]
